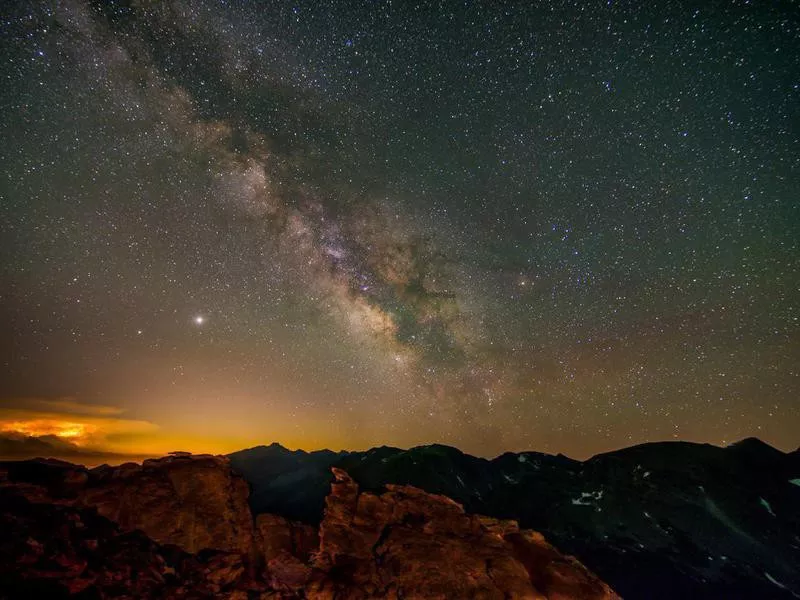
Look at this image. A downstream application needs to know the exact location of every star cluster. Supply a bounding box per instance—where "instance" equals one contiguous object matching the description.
[0,0,797,458]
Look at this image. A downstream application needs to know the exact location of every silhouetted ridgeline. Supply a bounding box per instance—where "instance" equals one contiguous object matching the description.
[229,438,800,600]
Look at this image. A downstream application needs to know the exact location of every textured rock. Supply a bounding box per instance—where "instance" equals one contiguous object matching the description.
[0,454,263,579]
[0,484,273,599]
[256,513,318,591]
[0,457,89,502]
[300,467,619,600]
[257,513,319,563]
[80,453,256,560]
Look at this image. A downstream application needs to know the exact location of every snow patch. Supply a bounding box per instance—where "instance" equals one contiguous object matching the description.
[643,471,651,478]
[703,494,757,543]
[643,510,670,534]
[760,497,776,517]
[572,490,604,506]
[764,572,788,590]
[518,454,527,463]
[789,478,800,487]
[456,475,465,487]
[503,473,518,484]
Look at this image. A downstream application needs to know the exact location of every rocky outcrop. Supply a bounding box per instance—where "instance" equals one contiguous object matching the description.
[271,468,618,599]
[82,453,256,559]
[257,513,318,592]
[1,457,620,599]
[0,483,270,599]
[257,513,319,563]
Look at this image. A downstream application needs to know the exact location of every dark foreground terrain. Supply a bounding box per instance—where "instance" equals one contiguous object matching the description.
[0,452,617,599]
[229,438,800,599]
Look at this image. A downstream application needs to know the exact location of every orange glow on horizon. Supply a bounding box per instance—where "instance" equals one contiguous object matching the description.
[1,419,98,444]
[0,398,364,462]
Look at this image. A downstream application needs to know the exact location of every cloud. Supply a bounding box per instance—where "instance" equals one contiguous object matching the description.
[0,397,159,463]
[0,431,140,464]
[4,398,125,417]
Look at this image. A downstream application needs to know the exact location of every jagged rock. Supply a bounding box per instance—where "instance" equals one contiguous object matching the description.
[257,513,318,591]
[302,468,618,600]
[257,513,319,563]
[0,485,274,599]
[0,454,263,579]
[80,454,257,560]
[266,550,313,592]
[0,457,89,502]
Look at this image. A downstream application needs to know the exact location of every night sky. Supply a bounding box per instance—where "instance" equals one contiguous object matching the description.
[1,0,798,461]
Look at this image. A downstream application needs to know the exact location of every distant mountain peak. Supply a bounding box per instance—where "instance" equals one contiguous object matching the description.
[408,443,465,455]
[231,442,292,456]
[727,437,784,455]
[729,436,767,445]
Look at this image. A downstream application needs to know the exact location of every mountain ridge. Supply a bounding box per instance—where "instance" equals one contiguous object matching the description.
[228,436,800,600]
[230,436,793,463]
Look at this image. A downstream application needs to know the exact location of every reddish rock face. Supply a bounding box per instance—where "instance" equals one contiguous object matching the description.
[257,513,319,563]
[296,468,620,600]
[80,454,257,560]
[256,513,318,592]
[0,484,268,599]
[1,457,620,599]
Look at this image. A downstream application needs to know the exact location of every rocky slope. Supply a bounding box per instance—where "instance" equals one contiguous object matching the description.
[0,454,617,599]
[301,468,617,600]
[85,453,258,560]
[230,438,800,599]
[0,458,258,599]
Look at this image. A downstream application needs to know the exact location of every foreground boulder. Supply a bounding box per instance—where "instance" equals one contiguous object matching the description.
[84,453,257,559]
[0,454,263,580]
[0,484,266,599]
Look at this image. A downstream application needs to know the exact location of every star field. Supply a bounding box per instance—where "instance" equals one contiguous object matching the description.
[0,0,798,459]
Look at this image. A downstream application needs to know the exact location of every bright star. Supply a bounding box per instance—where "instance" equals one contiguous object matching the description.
[194,316,205,325]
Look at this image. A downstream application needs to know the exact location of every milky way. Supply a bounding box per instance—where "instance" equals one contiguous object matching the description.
[1,0,798,458]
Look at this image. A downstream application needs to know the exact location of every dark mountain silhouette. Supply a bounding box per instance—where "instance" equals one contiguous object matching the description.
[0,431,142,464]
[228,442,348,523]
[229,438,800,600]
